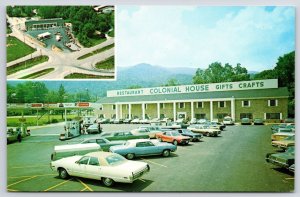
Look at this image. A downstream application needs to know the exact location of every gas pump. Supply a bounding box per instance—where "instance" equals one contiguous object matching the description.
[59,120,81,141]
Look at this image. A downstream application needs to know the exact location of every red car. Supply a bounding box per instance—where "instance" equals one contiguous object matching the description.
[156,130,191,145]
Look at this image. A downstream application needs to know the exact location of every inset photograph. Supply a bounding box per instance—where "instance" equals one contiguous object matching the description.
[6,6,115,79]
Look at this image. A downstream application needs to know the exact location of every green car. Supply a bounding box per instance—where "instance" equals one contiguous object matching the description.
[241,118,252,125]
[80,137,125,151]
[100,131,149,141]
[265,146,295,172]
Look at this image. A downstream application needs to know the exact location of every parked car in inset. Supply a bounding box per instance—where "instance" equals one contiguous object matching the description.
[80,137,125,152]
[253,118,264,125]
[265,146,295,172]
[86,123,102,134]
[110,139,177,159]
[223,116,234,125]
[271,135,295,150]
[177,129,203,142]
[50,152,150,187]
[187,124,220,137]
[140,119,151,124]
[241,118,252,125]
[155,130,191,145]
[271,130,295,141]
[206,121,225,131]
[100,131,149,141]
[131,128,163,139]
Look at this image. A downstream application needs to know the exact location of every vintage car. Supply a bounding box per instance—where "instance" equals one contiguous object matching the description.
[177,129,203,142]
[206,121,226,131]
[265,146,295,171]
[7,129,18,144]
[123,118,132,124]
[113,119,124,124]
[253,118,264,125]
[131,118,140,124]
[270,123,292,132]
[86,124,102,134]
[241,118,252,125]
[83,116,97,127]
[100,131,149,141]
[140,119,151,124]
[222,116,234,125]
[50,152,150,187]
[98,118,110,124]
[271,130,295,141]
[155,130,191,145]
[131,128,163,139]
[271,135,295,149]
[187,124,220,137]
[110,139,177,159]
[80,137,125,152]
[190,118,198,124]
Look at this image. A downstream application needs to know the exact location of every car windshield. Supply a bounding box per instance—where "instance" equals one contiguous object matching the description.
[224,118,232,121]
[182,130,193,134]
[170,131,181,136]
[106,154,126,165]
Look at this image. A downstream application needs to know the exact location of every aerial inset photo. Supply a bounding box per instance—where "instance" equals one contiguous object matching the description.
[6,6,115,79]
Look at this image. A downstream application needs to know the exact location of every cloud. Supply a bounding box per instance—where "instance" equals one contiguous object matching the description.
[117,6,295,71]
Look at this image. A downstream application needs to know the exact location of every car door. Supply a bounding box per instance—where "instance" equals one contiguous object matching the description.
[71,156,90,178]
[84,156,102,180]
[135,141,157,156]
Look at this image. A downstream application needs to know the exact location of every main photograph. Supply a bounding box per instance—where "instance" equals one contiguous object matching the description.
[6,6,295,192]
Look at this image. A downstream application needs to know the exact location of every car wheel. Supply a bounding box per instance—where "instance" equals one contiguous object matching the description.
[173,140,178,146]
[162,149,170,157]
[58,168,69,179]
[102,177,114,187]
[126,153,135,160]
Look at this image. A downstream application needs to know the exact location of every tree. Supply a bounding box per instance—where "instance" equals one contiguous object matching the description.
[83,23,96,38]
[127,85,143,89]
[193,62,250,84]
[163,78,180,86]
[58,84,67,102]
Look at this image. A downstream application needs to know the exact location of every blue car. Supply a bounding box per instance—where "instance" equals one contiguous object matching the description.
[109,139,177,160]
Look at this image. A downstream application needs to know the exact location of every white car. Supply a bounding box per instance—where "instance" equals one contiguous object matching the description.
[223,116,234,125]
[187,124,220,137]
[50,152,150,187]
[131,118,140,124]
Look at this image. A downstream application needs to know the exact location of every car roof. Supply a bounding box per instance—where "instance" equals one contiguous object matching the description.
[86,151,114,158]
[127,139,150,143]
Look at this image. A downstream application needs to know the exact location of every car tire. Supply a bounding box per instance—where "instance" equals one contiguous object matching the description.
[126,153,135,160]
[58,168,69,179]
[173,140,178,146]
[102,177,114,187]
[162,149,170,157]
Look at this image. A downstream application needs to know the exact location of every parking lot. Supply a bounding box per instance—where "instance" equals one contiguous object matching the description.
[7,124,294,192]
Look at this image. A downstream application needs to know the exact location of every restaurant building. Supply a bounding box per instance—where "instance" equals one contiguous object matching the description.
[96,79,289,122]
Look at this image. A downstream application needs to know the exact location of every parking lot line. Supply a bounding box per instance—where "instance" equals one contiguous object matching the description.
[8,174,56,179]
[141,158,167,168]
[11,164,50,169]
[7,176,37,187]
[76,178,93,191]
[139,178,146,183]
[44,178,72,191]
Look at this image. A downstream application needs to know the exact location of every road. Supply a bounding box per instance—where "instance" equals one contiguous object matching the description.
[7,124,294,192]
[6,16,115,79]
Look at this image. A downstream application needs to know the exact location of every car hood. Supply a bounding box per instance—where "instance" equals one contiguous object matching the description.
[108,140,126,146]
[270,153,294,160]
[173,136,191,140]
[272,140,295,146]
[110,145,128,151]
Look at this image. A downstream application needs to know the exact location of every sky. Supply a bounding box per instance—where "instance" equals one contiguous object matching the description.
[117,6,295,71]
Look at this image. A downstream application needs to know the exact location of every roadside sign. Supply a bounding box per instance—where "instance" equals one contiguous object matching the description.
[77,102,90,107]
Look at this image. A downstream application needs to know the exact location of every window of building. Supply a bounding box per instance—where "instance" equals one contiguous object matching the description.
[266,113,281,119]
[218,101,226,108]
[160,103,165,109]
[242,100,251,107]
[195,113,206,119]
[197,102,204,108]
[178,102,185,109]
[217,113,228,119]
[268,99,278,107]
[112,105,116,110]
[240,113,253,119]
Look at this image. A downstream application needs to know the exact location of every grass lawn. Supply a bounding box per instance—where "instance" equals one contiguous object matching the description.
[7,36,36,63]
[7,55,49,76]
[108,30,114,37]
[77,43,114,60]
[7,114,78,127]
[95,56,114,70]
[64,73,114,79]
[20,68,55,79]
[87,36,107,47]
